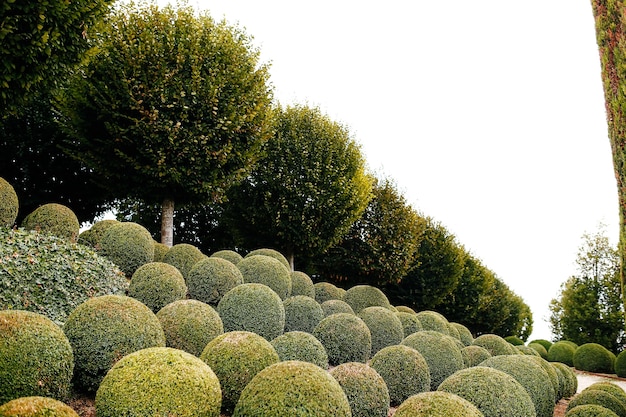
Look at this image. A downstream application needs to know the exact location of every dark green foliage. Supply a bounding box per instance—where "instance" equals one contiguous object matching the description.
[552,362,578,398]
[200,331,279,412]
[321,299,355,316]
[584,383,626,408]
[566,389,626,417]
[63,295,166,392]
[437,366,536,417]
[369,345,430,406]
[414,310,450,335]
[504,335,525,345]
[548,340,577,366]
[314,282,345,303]
[270,331,329,369]
[330,362,390,417]
[573,343,616,373]
[0,311,74,404]
[617,351,626,377]
[566,405,620,417]
[245,248,290,270]
[78,220,118,249]
[0,396,79,417]
[313,313,372,366]
[283,295,324,333]
[358,306,404,354]
[210,250,243,265]
[232,360,351,417]
[21,203,79,242]
[0,178,18,228]
[156,299,223,357]
[394,391,484,417]
[217,283,285,340]
[0,228,128,324]
[128,262,187,313]
[461,345,492,368]
[472,333,517,356]
[290,271,316,298]
[238,255,292,300]
[153,242,169,262]
[451,322,474,346]
[162,243,205,279]
[100,222,154,277]
[187,256,244,306]
[95,347,221,417]
[396,312,423,336]
[343,285,391,313]
[529,341,549,359]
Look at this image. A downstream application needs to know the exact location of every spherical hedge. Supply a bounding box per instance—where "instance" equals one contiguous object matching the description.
[156,299,223,357]
[330,362,390,417]
[566,405,620,417]
[461,345,492,368]
[270,331,329,369]
[100,221,154,277]
[210,249,243,265]
[552,361,578,398]
[370,344,431,406]
[95,347,221,417]
[395,305,416,314]
[283,295,324,333]
[566,389,626,417]
[78,219,118,249]
[313,281,345,303]
[414,310,450,335]
[200,331,280,412]
[163,243,205,279]
[237,255,292,300]
[128,262,187,313]
[394,391,484,417]
[63,295,166,392]
[517,345,542,356]
[584,383,626,409]
[528,355,562,402]
[245,248,290,270]
[529,338,553,352]
[343,285,391,313]
[187,256,244,306]
[548,340,577,366]
[232,360,351,417]
[0,311,74,404]
[153,242,169,262]
[616,350,626,378]
[505,335,525,345]
[321,299,355,316]
[313,313,372,366]
[395,312,423,336]
[217,283,285,340]
[290,270,316,298]
[472,333,517,356]
[0,177,18,228]
[528,341,549,359]
[359,306,404,354]
[437,366,536,417]
[0,396,79,417]
[451,322,474,346]
[573,343,616,373]
[21,203,79,242]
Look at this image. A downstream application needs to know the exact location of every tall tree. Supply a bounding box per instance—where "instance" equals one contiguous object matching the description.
[57,2,274,246]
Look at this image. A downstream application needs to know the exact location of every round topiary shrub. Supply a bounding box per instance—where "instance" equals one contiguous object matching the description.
[527,355,562,402]
[283,295,324,333]
[505,335,525,345]
[528,341,549,359]
[156,299,223,357]
[78,219,118,249]
[461,345,492,368]
[394,391,484,417]
[232,360,351,417]
[63,295,166,392]
[552,361,578,398]
[529,338,553,351]
[237,255,292,299]
[21,203,79,242]
[369,344,430,406]
[330,362,390,417]
[270,331,329,369]
[414,310,450,335]
[472,333,517,356]
[290,270,315,298]
[0,311,74,404]
[313,313,372,366]
[359,306,404,354]
[245,248,290,270]
[566,404,620,417]
[187,256,244,306]
[100,221,154,277]
[573,343,616,373]
[402,330,464,390]
[0,177,18,228]
[128,262,187,313]
[314,281,345,303]
[396,311,423,336]
[395,305,416,314]
[584,382,626,408]
[153,241,169,262]
[616,350,626,378]
[211,249,243,265]
[343,285,391,313]
[566,389,626,417]
[0,396,79,417]
[200,331,280,412]
[548,340,577,366]
[437,366,536,417]
[217,283,285,340]
[95,347,221,417]
[517,345,542,356]
[451,322,474,346]
[163,243,205,279]
[321,299,355,316]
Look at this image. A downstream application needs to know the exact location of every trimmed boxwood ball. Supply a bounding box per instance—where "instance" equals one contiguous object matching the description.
[552,361,578,398]
[163,243,205,279]
[616,350,626,377]
[461,345,492,368]
[451,322,474,346]
[270,331,329,369]
[313,313,372,365]
[290,270,316,298]
[517,345,542,356]
[100,221,154,277]
[283,295,324,333]
[95,347,221,417]
[128,262,187,313]
[200,331,280,412]
[394,391,484,417]
[78,219,118,249]
[414,310,450,335]
[505,335,524,345]
[566,405,620,417]
[211,249,243,265]
[314,281,345,303]
[0,396,79,417]
[343,284,391,313]
[574,343,616,373]
[395,305,416,314]
[472,333,517,356]
[0,311,74,404]
[438,366,536,417]
[526,355,561,402]
[566,389,626,417]
[156,299,223,357]
[528,341,549,359]
[232,360,351,417]
[63,295,166,392]
[153,241,169,262]
[370,344,431,406]
[0,177,18,228]
[321,299,355,316]
[238,255,292,299]
[530,338,553,351]
[359,306,404,354]
[584,383,626,409]
[548,340,577,366]
[396,311,423,336]
[330,362,390,417]
[22,203,80,242]
[245,248,290,270]
[187,256,244,306]
[217,283,285,340]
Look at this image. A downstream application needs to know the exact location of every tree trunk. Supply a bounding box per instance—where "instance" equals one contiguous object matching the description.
[161,198,175,247]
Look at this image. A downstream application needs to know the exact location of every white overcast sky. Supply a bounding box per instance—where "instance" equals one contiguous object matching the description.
[158,0,618,341]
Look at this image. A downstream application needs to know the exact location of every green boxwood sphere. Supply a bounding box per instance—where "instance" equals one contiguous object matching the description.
[528,341,549,359]
[313,313,372,366]
[321,299,355,316]
[100,222,154,277]
[529,338,553,351]
[200,331,280,412]
[414,311,450,335]
[290,270,315,298]
[330,362,390,417]
[271,331,329,369]
[217,283,285,340]
[163,243,205,279]
[283,295,324,333]
[0,396,79,417]
[153,241,169,262]
[245,248,290,270]
[156,299,223,357]
[95,347,221,417]
[517,345,542,356]
[504,335,525,345]
[0,177,18,228]
[21,203,79,242]
[396,312,423,336]
[461,345,492,368]
[232,360,351,417]
[528,355,561,402]
[573,343,616,373]
[343,285,391,313]
[313,281,345,303]
[616,350,626,378]
[472,333,517,356]
[63,295,166,392]
[128,262,187,313]
[584,382,626,409]
[359,306,404,354]
[566,405,620,417]
[187,256,244,306]
[451,322,474,346]
[78,219,118,249]
[548,340,577,366]
[394,391,484,417]
[237,255,292,300]
[210,249,243,265]
[566,389,626,417]
[0,311,73,404]
[552,361,578,398]
[395,305,416,314]
[370,344,431,406]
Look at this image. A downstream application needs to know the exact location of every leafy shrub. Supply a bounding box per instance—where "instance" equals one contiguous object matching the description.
[153,241,169,262]
[395,305,416,314]
[414,310,450,335]
[232,360,351,417]
[200,331,279,412]
[210,249,243,265]
[529,338,553,352]
[314,281,345,303]
[330,362,390,417]
[573,343,616,373]
[245,248,290,270]
[321,299,355,316]
[78,219,118,249]
[270,331,329,369]
[0,177,18,228]
[451,322,474,346]
[359,306,404,354]
[461,345,492,368]
[396,311,423,336]
[283,295,324,333]
[437,366,536,417]
[615,350,626,377]
[0,228,128,325]
[552,361,578,398]
[156,299,223,357]
[187,256,244,306]
[238,255,292,299]
[63,295,166,392]
[472,333,517,356]
[343,285,391,313]
[528,341,549,359]
[527,355,562,402]
[0,310,74,404]
[0,396,79,417]
[21,203,79,242]
[128,262,187,313]
[313,313,372,366]
[100,222,154,277]
[584,383,626,409]
[548,340,577,366]
[290,270,315,298]
[217,283,285,340]
[566,404,620,417]
[505,335,525,345]
[566,389,626,417]
[369,345,430,406]
[394,391,484,417]
[95,347,221,417]
[162,243,205,279]
[517,345,542,356]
